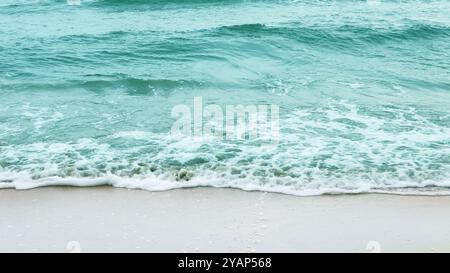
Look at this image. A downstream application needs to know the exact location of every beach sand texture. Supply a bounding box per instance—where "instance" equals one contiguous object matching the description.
[1,187,449,253]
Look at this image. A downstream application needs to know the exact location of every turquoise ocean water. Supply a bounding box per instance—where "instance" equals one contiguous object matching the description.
[0,0,449,195]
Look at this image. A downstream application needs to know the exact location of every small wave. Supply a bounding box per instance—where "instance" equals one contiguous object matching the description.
[79,76,205,95]
[212,22,450,48]
[90,0,246,7]
[2,171,450,197]
[25,21,450,52]
[0,75,206,95]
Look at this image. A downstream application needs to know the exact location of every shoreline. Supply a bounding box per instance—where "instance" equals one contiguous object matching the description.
[1,186,450,253]
[3,179,450,197]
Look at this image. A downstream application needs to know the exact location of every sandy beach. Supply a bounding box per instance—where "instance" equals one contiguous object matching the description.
[1,187,449,253]
[1,0,449,256]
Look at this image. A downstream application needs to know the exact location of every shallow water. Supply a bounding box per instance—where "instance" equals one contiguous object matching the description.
[0,0,449,195]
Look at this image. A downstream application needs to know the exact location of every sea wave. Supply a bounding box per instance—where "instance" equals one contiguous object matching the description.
[2,172,450,196]
[213,22,450,46]
[1,0,449,195]
[1,101,449,195]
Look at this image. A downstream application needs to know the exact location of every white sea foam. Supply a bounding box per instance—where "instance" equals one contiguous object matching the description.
[0,100,449,196]
[1,171,450,196]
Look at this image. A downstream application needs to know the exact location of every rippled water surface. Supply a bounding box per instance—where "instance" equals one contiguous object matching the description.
[0,0,449,195]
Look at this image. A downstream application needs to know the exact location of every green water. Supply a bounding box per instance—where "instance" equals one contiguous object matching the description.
[0,0,449,195]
